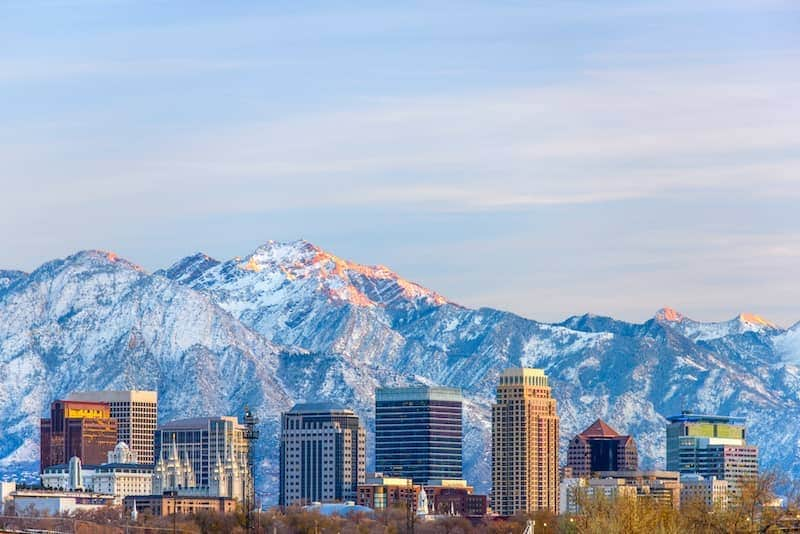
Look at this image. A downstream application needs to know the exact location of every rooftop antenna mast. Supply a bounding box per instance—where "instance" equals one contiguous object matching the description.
[243,405,260,533]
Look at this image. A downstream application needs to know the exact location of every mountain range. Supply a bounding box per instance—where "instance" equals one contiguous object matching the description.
[1,239,798,501]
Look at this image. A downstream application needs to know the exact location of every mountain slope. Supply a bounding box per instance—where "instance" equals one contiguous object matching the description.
[0,250,293,483]
[1,241,798,503]
[160,240,800,494]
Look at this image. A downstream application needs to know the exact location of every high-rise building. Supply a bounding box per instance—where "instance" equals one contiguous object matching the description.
[279,403,366,507]
[375,386,463,484]
[492,368,559,515]
[566,419,638,477]
[666,412,758,497]
[66,391,158,465]
[153,417,251,501]
[40,400,118,471]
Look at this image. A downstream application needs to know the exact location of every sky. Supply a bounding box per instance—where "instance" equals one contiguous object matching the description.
[1,1,799,326]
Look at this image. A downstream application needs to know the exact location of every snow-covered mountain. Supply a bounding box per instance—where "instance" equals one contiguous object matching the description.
[1,240,798,502]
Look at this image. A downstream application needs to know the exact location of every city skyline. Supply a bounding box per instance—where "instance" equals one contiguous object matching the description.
[1,1,798,325]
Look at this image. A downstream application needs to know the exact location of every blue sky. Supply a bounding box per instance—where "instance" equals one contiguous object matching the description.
[1,1,799,325]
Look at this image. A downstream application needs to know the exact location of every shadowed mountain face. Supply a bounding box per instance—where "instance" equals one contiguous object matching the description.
[1,240,798,501]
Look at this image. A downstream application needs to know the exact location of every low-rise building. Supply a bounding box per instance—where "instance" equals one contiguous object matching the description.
[41,444,153,502]
[560,477,637,514]
[1,481,16,514]
[357,475,420,512]
[597,471,681,510]
[680,474,729,510]
[11,489,115,515]
[124,494,236,517]
[424,479,487,518]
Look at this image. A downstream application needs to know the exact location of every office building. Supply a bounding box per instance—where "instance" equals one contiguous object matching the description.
[666,412,758,497]
[375,386,463,484]
[40,400,118,471]
[67,390,158,464]
[566,419,638,476]
[492,368,559,515]
[153,416,250,501]
[279,403,366,507]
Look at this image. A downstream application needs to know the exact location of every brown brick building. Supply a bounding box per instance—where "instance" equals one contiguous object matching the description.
[424,480,487,517]
[40,400,118,471]
[357,476,420,511]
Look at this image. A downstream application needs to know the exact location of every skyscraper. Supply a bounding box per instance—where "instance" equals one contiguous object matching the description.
[666,412,758,497]
[566,419,638,477]
[40,400,118,471]
[279,403,366,507]
[492,368,559,515]
[66,391,158,464]
[375,386,463,484]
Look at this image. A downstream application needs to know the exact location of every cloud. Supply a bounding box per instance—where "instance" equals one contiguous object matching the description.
[2,54,799,225]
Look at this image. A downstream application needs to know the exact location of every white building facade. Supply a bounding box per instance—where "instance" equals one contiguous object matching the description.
[41,443,153,503]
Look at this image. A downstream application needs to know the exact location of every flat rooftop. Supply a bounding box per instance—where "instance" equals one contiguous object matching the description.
[67,390,157,403]
[666,413,746,424]
[288,402,353,414]
[376,386,462,403]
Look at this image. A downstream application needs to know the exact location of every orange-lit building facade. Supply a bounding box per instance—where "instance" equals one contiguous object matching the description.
[123,495,236,517]
[40,400,118,471]
[492,368,559,516]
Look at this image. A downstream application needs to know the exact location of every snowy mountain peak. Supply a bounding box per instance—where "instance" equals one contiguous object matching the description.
[654,307,685,323]
[737,313,779,329]
[234,239,449,307]
[66,250,145,273]
[1,241,800,501]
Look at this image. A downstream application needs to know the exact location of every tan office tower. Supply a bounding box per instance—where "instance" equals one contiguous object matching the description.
[492,368,559,516]
[67,391,158,464]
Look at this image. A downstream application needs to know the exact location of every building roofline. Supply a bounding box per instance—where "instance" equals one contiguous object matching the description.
[666,413,746,424]
[375,386,462,403]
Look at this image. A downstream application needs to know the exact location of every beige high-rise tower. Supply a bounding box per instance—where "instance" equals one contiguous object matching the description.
[492,368,559,515]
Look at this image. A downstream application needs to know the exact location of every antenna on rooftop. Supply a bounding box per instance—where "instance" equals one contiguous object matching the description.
[243,405,260,533]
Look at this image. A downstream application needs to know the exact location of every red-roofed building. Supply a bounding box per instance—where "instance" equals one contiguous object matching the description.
[566,419,638,477]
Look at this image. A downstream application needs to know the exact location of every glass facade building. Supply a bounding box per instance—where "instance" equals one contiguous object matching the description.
[375,386,463,484]
[666,412,758,497]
